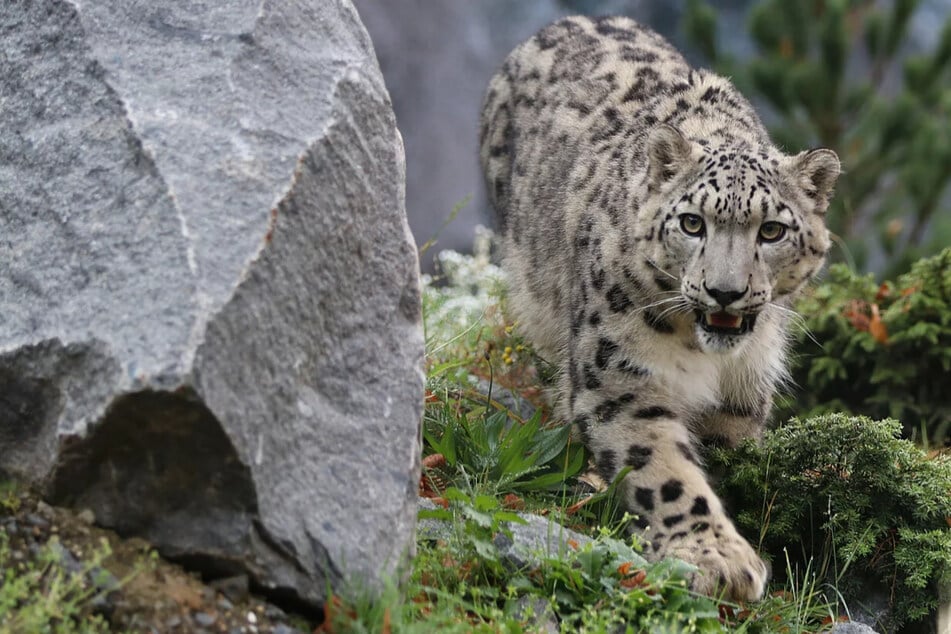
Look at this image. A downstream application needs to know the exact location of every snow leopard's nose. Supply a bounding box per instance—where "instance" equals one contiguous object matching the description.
[703,283,748,308]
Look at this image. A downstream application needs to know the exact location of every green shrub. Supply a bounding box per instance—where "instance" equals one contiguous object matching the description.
[684,0,951,275]
[423,400,586,495]
[780,247,951,446]
[711,414,951,630]
[0,533,113,634]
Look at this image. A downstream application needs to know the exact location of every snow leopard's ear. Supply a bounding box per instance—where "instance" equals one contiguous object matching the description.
[645,124,693,191]
[792,148,841,213]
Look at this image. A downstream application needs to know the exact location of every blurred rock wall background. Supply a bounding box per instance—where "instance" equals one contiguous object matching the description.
[353,0,949,272]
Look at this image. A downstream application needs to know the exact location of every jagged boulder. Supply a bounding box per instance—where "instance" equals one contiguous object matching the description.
[0,0,424,607]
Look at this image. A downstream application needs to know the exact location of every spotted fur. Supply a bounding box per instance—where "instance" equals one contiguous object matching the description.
[479,16,839,601]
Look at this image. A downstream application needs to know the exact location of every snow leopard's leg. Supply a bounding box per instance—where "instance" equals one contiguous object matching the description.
[571,354,769,601]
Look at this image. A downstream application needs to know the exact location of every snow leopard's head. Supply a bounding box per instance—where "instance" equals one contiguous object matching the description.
[638,125,839,353]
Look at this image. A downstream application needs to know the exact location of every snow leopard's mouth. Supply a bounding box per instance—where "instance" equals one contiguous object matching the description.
[695,310,756,336]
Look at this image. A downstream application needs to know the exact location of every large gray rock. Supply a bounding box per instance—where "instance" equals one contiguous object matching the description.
[0,0,424,608]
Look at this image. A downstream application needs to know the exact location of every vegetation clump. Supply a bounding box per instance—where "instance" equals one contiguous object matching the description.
[0,531,114,634]
[782,247,951,446]
[710,414,951,630]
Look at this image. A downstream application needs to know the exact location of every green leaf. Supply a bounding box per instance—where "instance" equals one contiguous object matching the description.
[418,508,453,522]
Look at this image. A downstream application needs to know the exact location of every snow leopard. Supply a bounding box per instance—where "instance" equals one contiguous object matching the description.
[479,15,840,601]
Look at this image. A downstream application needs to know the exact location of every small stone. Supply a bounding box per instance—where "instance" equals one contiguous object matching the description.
[246,610,257,624]
[210,574,250,603]
[263,603,287,621]
[216,597,233,612]
[192,611,216,627]
[273,625,302,634]
[831,623,881,634]
[165,615,182,629]
[48,541,83,576]
[512,596,558,634]
[36,500,55,520]
[24,513,49,529]
[89,566,121,593]
[76,508,96,525]
[491,511,601,571]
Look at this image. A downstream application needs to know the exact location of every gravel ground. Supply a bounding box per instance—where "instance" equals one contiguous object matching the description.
[0,487,316,634]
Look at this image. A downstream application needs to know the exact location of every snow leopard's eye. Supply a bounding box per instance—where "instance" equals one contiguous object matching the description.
[758,221,787,243]
[679,213,705,237]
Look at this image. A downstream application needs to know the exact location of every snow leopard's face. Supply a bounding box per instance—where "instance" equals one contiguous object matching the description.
[640,128,838,353]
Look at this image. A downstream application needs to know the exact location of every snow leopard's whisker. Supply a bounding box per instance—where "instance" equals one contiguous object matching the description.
[630,296,685,316]
[634,296,682,309]
[768,302,820,348]
[644,291,683,303]
[645,293,684,304]
[789,318,821,349]
[766,301,804,324]
[654,300,694,321]
[643,257,678,281]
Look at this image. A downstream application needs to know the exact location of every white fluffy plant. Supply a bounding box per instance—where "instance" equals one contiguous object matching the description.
[421,225,508,365]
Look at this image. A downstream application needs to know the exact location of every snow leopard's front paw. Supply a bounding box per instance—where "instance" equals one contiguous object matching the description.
[655,518,768,602]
